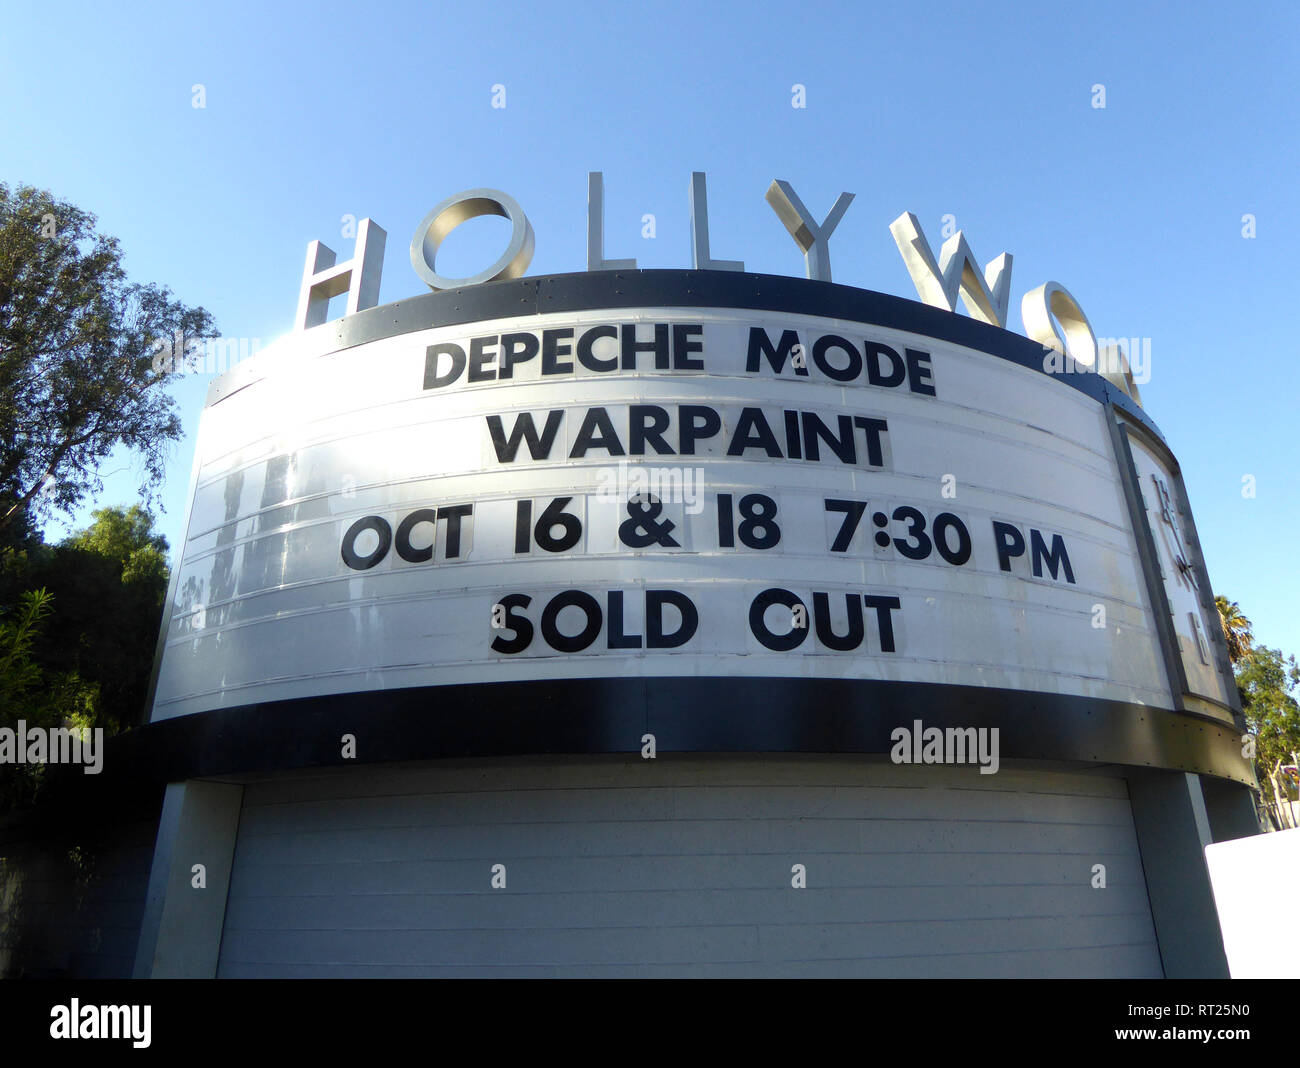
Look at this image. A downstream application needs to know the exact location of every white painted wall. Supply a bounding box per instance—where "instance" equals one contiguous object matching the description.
[1206,826,1300,978]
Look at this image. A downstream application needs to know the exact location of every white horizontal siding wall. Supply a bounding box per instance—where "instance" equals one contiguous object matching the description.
[217,756,1161,978]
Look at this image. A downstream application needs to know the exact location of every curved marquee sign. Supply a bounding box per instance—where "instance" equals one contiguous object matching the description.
[150,274,1236,755]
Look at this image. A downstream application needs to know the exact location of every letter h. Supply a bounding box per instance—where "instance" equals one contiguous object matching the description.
[295,219,387,330]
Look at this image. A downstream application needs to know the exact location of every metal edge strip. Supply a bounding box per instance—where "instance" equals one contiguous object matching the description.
[76,677,1258,800]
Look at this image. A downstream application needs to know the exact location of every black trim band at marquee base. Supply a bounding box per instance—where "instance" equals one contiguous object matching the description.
[45,678,1255,805]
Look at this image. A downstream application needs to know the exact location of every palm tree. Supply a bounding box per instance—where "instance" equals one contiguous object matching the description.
[1215,595,1253,664]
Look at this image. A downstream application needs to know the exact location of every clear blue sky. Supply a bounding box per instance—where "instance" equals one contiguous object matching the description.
[2,0,1296,658]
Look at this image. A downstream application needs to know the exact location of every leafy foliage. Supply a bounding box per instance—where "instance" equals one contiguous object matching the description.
[0,506,169,810]
[0,182,215,537]
[1213,596,1299,810]
[1238,643,1300,805]
[0,588,55,713]
[25,506,168,734]
[0,588,98,809]
[1214,595,1254,665]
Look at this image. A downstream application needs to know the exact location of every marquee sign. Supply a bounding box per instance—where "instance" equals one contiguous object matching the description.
[150,293,1226,722]
[141,174,1244,790]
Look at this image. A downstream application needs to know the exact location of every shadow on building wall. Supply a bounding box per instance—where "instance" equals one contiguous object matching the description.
[0,788,162,978]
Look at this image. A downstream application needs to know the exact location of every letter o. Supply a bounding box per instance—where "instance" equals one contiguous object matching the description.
[749,587,809,651]
[410,188,535,291]
[541,590,603,652]
[1021,281,1098,370]
[341,516,392,570]
[812,334,862,382]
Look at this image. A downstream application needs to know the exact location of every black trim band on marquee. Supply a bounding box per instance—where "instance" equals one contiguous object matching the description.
[219,268,1164,444]
[74,678,1254,803]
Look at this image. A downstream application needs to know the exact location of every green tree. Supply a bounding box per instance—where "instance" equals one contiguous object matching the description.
[1238,643,1300,807]
[0,588,98,810]
[62,503,168,589]
[22,505,170,733]
[0,183,214,543]
[1215,595,1254,665]
[0,587,54,712]
[0,505,167,810]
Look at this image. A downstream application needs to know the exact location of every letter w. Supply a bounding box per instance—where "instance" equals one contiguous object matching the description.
[888,211,1012,327]
[486,410,564,462]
